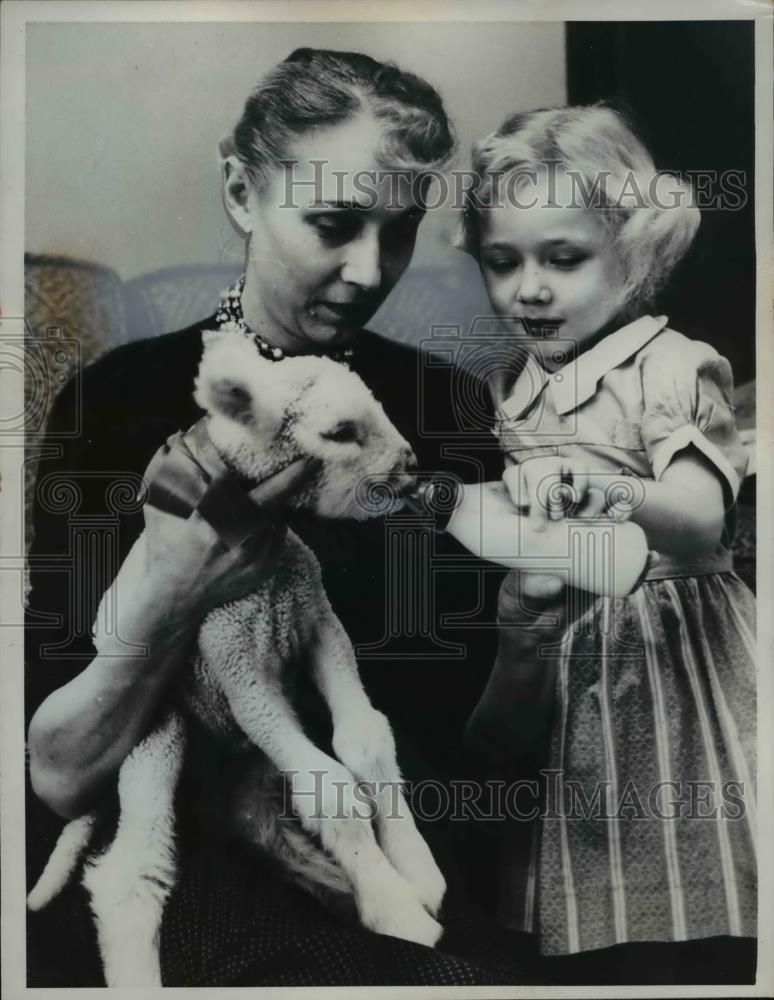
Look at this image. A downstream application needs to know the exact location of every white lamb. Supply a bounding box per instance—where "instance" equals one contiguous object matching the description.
[28,328,447,987]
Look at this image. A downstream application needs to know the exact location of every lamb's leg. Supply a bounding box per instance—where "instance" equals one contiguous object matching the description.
[308,611,446,918]
[214,657,442,947]
[224,751,352,900]
[82,709,185,987]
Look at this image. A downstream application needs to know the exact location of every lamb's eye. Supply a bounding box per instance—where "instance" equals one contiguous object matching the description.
[321,421,360,444]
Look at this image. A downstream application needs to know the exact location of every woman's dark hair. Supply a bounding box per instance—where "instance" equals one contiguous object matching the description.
[220,48,456,186]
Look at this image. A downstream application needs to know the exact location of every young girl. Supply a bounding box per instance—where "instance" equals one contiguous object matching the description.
[462,105,757,975]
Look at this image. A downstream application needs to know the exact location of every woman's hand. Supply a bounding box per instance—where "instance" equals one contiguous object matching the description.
[137,457,318,628]
[138,506,284,624]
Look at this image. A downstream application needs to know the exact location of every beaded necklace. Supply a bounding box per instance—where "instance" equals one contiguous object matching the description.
[215,274,355,365]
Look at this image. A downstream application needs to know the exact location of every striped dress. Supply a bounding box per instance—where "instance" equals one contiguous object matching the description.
[491,316,757,955]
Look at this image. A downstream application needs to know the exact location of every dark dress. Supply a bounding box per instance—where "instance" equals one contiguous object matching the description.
[25,316,529,987]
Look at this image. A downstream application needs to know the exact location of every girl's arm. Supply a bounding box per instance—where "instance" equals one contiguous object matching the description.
[594,449,726,559]
[499,447,727,563]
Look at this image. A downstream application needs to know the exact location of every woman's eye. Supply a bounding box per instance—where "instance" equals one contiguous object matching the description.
[381,210,425,255]
[387,209,423,235]
[309,215,360,244]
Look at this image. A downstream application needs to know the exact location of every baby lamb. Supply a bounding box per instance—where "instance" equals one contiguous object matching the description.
[28,328,446,987]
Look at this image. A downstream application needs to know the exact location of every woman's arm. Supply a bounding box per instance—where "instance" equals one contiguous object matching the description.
[28,571,195,819]
[464,571,568,771]
[27,464,308,820]
[461,486,610,767]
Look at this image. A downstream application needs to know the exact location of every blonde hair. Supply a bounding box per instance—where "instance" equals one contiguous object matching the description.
[462,104,700,311]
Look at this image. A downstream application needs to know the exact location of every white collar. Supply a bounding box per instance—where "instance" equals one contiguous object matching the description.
[493,314,669,421]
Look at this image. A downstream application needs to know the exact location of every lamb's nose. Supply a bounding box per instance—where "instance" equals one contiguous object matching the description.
[391,450,418,498]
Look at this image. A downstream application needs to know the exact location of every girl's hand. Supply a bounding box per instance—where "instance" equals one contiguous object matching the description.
[503,456,594,532]
[446,479,523,561]
[448,478,610,562]
[447,480,648,596]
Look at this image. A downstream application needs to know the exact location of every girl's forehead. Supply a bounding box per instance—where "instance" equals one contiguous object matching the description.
[479,165,609,247]
[480,199,605,248]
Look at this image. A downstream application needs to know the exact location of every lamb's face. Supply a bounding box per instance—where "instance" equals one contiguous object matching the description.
[285,364,417,519]
[194,331,417,519]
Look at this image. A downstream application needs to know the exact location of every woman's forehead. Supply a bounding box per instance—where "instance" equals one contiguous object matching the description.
[271,113,427,210]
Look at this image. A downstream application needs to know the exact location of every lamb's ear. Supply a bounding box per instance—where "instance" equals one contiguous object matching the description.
[200,373,255,425]
[195,332,266,426]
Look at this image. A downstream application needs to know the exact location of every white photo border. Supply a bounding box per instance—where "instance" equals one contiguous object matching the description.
[2,2,772,998]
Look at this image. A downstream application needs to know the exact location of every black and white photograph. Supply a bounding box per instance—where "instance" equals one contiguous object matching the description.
[1,1,772,994]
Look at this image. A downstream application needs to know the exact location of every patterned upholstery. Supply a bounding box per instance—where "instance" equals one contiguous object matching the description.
[371,257,494,351]
[23,253,756,582]
[124,264,242,341]
[121,257,495,355]
[24,253,127,347]
[24,253,127,409]
[24,254,129,571]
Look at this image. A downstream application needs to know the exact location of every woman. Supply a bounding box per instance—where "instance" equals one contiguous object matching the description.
[26,48,565,987]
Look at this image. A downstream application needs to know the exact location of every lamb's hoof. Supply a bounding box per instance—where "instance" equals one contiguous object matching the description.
[401,845,446,916]
[103,958,162,989]
[99,928,163,988]
[83,859,167,987]
[414,860,446,918]
[381,825,447,916]
[371,900,443,948]
[359,880,443,948]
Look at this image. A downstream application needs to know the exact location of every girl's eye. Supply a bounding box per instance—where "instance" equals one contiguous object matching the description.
[484,258,519,275]
[549,254,588,270]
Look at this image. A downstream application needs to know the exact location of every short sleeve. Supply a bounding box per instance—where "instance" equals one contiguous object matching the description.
[640,334,748,508]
